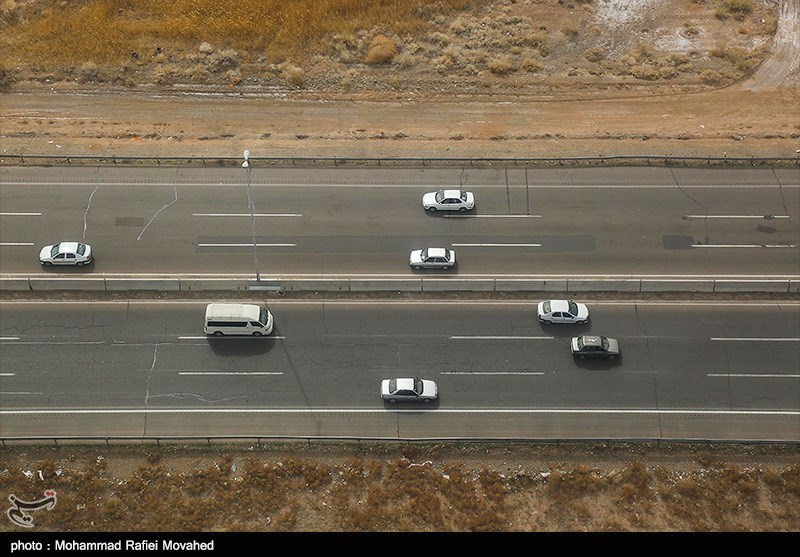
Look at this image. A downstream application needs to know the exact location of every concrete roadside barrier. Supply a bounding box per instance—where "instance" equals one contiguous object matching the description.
[790,280,800,293]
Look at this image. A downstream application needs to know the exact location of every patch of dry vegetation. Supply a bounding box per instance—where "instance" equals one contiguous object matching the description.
[0,0,781,94]
[1,443,798,532]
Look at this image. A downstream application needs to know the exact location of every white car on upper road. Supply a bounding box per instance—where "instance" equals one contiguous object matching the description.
[537,299,589,324]
[39,242,93,267]
[381,377,438,403]
[422,189,475,212]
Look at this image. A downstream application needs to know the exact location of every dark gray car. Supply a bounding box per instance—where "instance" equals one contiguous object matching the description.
[571,335,621,359]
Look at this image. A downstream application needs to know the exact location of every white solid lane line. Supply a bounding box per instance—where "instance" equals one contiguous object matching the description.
[707,374,800,378]
[693,244,797,248]
[711,337,800,341]
[177,372,284,376]
[193,213,301,217]
[196,243,296,247]
[683,215,791,219]
[450,336,554,340]
[0,243,34,246]
[452,243,542,247]
[0,212,41,216]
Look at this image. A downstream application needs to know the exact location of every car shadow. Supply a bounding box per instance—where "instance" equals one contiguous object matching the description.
[538,322,592,337]
[409,267,458,274]
[571,355,624,369]
[40,262,95,273]
[206,335,278,356]
[382,400,440,409]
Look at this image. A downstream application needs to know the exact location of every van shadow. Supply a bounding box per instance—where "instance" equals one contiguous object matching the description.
[206,336,277,356]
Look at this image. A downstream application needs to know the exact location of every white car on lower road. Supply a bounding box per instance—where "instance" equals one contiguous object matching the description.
[537,299,589,324]
[422,189,475,212]
[39,242,93,267]
[381,377,438,403]
[410,247,456,270]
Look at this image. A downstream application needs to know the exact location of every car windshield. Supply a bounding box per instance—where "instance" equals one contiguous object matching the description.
[388,379,397,392]
[568,301,578,315]
[259,306,268,326]
[76,243,86,255]
[460,191,467,201]
[601,337,609,350]
[542,301,551,313]
[413,378,423,394]
[50,245,60,257]
[420,249,428,258]
[434,190,445,202]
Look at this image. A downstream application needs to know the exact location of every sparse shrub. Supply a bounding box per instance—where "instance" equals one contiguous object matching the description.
[561,22,579,38]
[364,34,397,65]
[78,61,100,83]
[584,47,606,63]
[700,68,733,84]
[279,63,305,87]
[206,48,239,72]
[630,64,661,80]
[521,58,544,73]
[0,63,14,90]
[198,42,214,56]
[488,56,516,75]
[428,31,451,46]
[720,0,752,20]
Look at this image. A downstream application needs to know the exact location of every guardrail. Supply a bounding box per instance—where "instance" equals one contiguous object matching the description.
[2,436,796,446]
[2,154,799,167]
[2,277,798,293]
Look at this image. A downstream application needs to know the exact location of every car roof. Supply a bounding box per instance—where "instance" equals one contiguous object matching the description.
[581,336,605,346]
[442,189,463,197]
[426,247,448,257]
[548,300,571,311]
[394,378,416,390]
[57,242,81,252]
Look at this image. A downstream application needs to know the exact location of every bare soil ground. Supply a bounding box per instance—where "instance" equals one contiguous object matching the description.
[0,0,799,532]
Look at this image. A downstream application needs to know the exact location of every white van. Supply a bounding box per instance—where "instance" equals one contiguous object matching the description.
[204,303,274,336]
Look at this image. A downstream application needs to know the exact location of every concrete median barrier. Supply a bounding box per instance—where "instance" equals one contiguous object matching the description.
[29,278,106,291]
[494,279,568,291]
[640,280,714,292]
[790,280,800,293]
[181,279,253,291]
[105,279,180,291]
[350,279,422,292]
[0,278,30,291]
[422,279,495,291]
[281,279,350,292]
[713,280,790,293]
[566,279,641,292]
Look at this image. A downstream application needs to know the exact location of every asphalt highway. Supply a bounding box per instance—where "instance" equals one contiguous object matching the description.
[1,299,797,441]
[1,165,798,277]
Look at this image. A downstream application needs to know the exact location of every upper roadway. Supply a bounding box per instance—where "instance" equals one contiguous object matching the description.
[1,165,798,279]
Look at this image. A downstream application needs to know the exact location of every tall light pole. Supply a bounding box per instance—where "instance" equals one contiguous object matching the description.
[243,149,261,282]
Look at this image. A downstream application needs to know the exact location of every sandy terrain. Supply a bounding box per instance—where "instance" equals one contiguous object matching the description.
[1,0,799,161]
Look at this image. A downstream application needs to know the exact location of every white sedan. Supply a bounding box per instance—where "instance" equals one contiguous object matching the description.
[422,189,475,212]
[537,299,589,324]
[39,242,93,267]
[410,247,456,270]
[381,377,438,403]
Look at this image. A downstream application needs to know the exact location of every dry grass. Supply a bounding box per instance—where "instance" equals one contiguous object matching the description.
[0,0,780,93]
[1,443,798,532]
[1,0,477,66]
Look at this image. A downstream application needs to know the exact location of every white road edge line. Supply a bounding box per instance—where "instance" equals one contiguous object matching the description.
[707,374,800,378]
[197,243,296,247]
[0,213,41,216]
[441,371,545,375]
[178,372,284,376]
[693,244,797,248]
[0,243,34,246]
[711,338,800,341]
[450,336,554,340]
[452,243,543,247]
[683,215,791,219]
[193,213,301,217]
[1,408,797,415]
